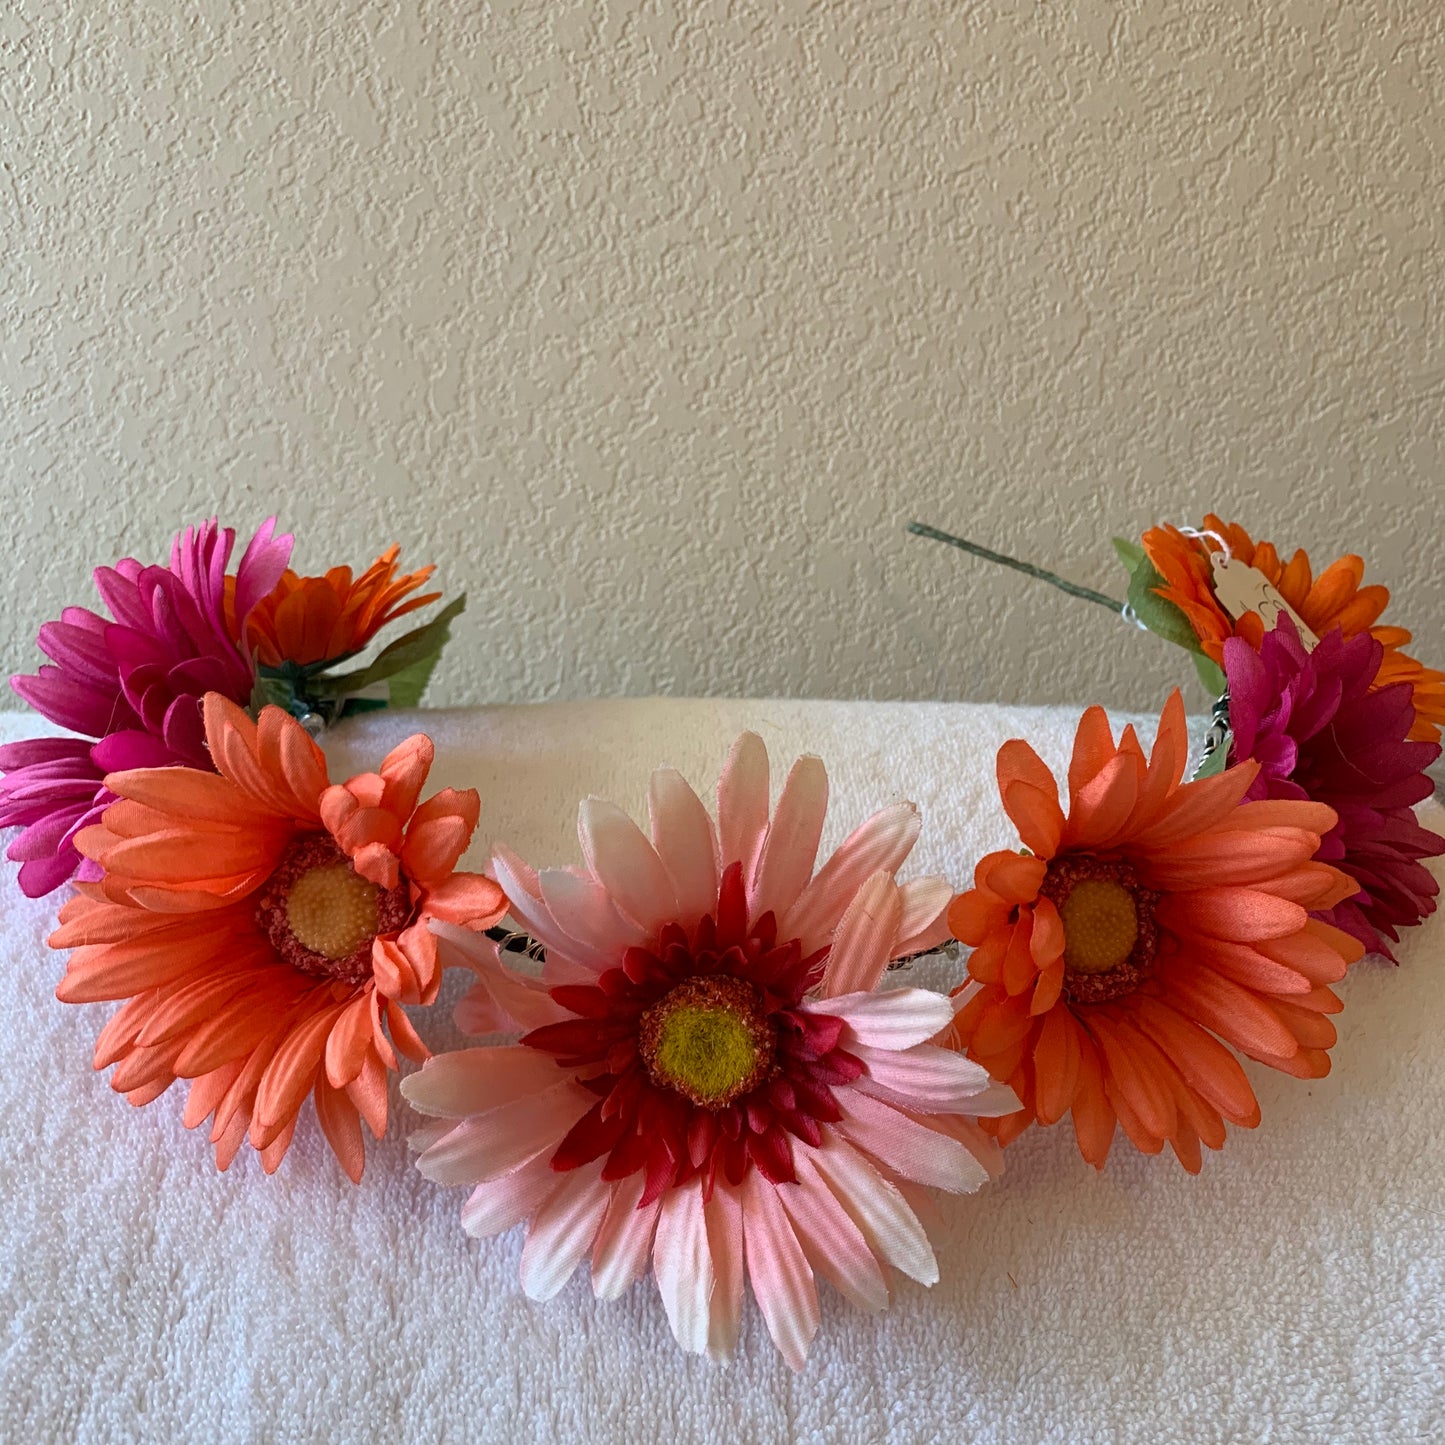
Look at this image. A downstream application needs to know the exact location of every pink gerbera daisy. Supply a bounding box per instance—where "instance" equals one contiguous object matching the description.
[1224,618,1444,960]
[402,733,1016,1368]
[0,519,291,896]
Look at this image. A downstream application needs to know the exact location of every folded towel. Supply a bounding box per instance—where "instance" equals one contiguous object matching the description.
[2,699,1441,1443]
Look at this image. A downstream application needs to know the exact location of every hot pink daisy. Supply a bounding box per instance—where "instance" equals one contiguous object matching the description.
[1225,619,1444,961]
[0,519,291,896]
[402,733,1015,1369]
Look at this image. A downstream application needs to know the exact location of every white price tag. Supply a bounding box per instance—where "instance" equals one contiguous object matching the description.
[1210,554,1320,651]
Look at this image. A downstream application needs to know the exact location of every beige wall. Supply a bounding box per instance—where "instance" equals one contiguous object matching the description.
[3,2,1442,714]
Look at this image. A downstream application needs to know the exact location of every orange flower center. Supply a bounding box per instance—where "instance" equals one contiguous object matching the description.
[1060,880,1138,974]
[638,975,776,1108]
[1041,857,1160,1005]
[254,835,411,985]
[286,866,379,959]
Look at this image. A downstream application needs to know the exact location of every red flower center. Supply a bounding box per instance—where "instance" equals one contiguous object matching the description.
[254,834,411,985]
[521,861,862,1204]
[1040,855,1161,1005]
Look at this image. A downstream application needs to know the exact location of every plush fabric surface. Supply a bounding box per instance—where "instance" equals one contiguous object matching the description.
[2,699,1441,1444]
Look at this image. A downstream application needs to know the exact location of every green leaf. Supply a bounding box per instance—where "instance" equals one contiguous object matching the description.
[1193,652,1227,696]
[249,672,296,716]
[338,696,390,718]
[302,650,363,678]
[1112,536,1146,573]
[1125,559,1202,654]
[260,653,364,681]
[257,660,307,689]
[1192,736,1231,779]
[305,594,467,700]
[384,650,443,710]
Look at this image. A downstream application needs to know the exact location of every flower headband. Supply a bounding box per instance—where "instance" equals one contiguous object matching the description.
[6,513,1441,1367]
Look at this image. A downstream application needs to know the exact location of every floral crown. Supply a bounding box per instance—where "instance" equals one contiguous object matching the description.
[4,513,1440,1367]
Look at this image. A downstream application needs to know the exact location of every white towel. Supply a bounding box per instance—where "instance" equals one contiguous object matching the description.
[1,699,1441,1444]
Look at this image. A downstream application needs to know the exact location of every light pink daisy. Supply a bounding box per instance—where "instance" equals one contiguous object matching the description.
[402,733,1016,1368]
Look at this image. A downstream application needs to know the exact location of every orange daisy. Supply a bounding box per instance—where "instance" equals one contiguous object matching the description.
[1142,514,1445,743]
[49,694,506,1180]
[237,544,442,667]
[946,691,1365,1172]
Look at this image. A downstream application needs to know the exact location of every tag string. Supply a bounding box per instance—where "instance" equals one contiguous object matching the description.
[1178,525,1232,566]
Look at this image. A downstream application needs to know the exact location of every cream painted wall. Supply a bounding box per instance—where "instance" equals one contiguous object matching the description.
[2,2,1443,713]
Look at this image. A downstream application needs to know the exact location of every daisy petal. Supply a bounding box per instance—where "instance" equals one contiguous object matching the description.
[649,767,721,928]
[835,1089,991,1194]
[807,1133,938,1286]
[430,925,571,1033]
[717,732,770,878]
[805,988,953,1050]
[490,845,611,974]
[421,872,508,929]
[313,1080,365,1183]
[703,1182,746,1360]
[750,755,829,923]
[781,1150,889,1312]
[578,798,679,935]
[652,1177,715,1355]
[400,1045,567,1118]
[415,1083,591,1186]
[458,1149,558,1237]
[892,876,954,957]
[850,1042,1003,1113]
[781,803,922,955]
[821,871,903,997]
[538,868,650,959]
[592,1172,663,1300]
[520,1162,611,1301]
[741,1166,819,1372]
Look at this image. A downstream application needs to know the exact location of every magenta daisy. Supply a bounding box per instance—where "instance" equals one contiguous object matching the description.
[402,733,1016,1368]
[1225,618,1444,961]
[0,518,291,896]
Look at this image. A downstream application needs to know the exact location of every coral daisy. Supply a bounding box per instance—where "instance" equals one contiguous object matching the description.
[48,694,506,1180]
[402,733,1016,1368]
[1225,619,1444,962]
[947,692,1365,1172]
[237,545,441,669]
[1141,514,1445,744]
[0,518,292,896]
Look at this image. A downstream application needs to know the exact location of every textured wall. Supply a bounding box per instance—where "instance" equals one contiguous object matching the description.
[2,2,1443,712]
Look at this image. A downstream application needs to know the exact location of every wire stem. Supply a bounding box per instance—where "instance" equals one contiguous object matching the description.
[907,522,1124,613]
[485,924,546,961]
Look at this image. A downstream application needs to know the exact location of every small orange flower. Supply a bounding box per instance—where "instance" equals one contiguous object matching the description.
[946,692,1364,1172]
[238,545,442,667]
[1142,514,1445,743]
[49,694,506,1180]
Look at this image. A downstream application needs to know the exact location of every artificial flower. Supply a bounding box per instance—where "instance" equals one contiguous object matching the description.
[1225,619,1443,962]
[1141,514,1445,744]
[947,692,1364,1172]
[0,519,291,896]
[402,733,1016,1369]
[48,694,506,1180]
[236,544,441,669]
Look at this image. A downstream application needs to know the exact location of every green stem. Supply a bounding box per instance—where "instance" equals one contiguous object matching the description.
[907,522,1125,614]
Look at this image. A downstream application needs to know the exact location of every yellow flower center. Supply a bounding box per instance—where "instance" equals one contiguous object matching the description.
[285,864,381,960]
[1040,855,1161,1005]
[654,1007,757,1101]
[1059,878,1139,975]
[639,975,776,1108]
[253,834,413,986]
